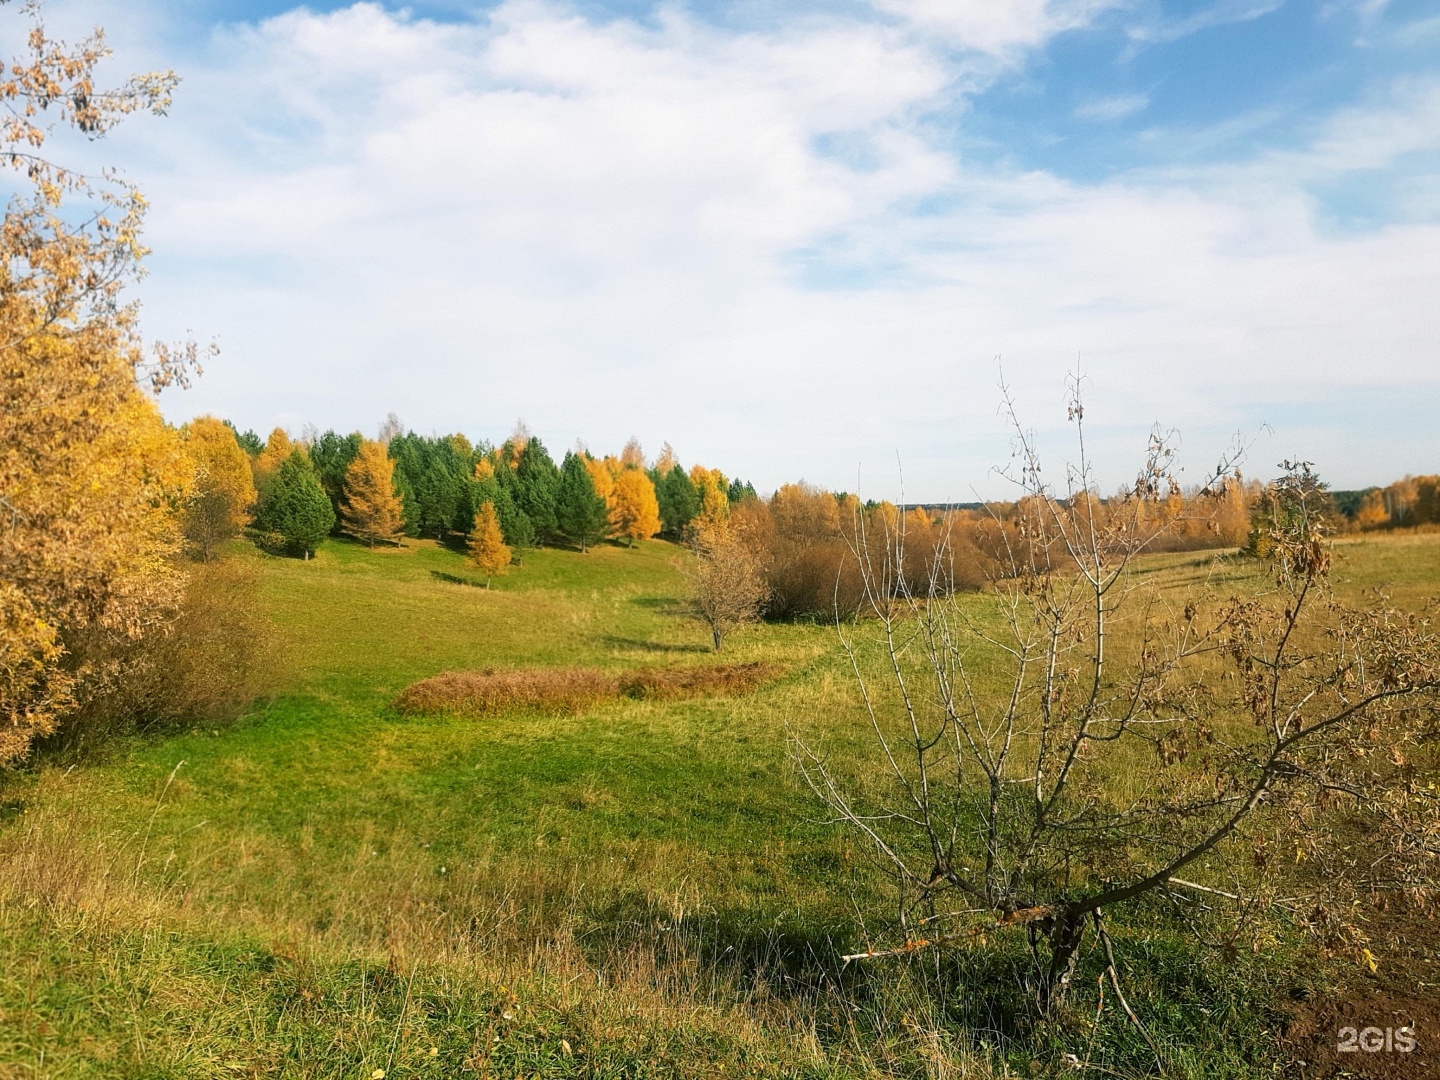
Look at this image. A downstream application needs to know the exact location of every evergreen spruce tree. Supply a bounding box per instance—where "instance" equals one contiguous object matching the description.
[556,451,609,551]
[310,430,363,529]
[659,464,700,536]
[255,450,336,559]
[726,477,758,504]
[514,437,560,543]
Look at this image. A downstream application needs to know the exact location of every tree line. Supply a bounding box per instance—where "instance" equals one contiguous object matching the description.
[200,419,759,571]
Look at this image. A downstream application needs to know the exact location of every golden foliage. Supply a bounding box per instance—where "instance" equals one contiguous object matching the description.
[341,439,405,548]
[1,319,191,762]
[468,502,511,585]
[611,468,661,545]
[1359,475,1440,529]
[254,427,296,490]
[0,9,196,762]
[687,520,769,651]
[619,437,645,469]
[583,455,616,520]
[690,465,730,530]
[182,416,256,561]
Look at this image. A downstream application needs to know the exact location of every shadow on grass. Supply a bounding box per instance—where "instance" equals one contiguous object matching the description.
[430,570,490,589]
[596,634,710,655]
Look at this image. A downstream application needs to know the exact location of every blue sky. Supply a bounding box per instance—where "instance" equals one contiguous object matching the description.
[31,0,1440,498]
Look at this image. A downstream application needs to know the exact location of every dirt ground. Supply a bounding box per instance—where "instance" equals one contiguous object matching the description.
[1280,910,1439,1079]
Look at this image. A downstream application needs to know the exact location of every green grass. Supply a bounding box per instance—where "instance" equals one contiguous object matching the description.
[2,533,1436,1077]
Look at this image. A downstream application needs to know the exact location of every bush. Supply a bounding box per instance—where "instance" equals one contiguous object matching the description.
[54,557,278,754]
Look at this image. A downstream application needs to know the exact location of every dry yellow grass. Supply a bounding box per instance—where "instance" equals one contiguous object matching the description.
[393,661,781,717]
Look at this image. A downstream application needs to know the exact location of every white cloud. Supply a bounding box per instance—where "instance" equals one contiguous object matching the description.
[1074,92,1149,122]
[1126,0,1284,47]
[64,0,1440,497]
[874,0,1120,55]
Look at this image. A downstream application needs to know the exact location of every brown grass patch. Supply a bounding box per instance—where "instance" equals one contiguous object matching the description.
[393,667,614,716]
[618,660,779,699]
[394,661,781,717]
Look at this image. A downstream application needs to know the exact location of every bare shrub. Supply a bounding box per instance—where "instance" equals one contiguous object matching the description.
[687,521,771,650]
[795,382,1440,1016]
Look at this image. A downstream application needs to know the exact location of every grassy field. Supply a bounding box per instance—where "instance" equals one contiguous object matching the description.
[0,532,1436,1078]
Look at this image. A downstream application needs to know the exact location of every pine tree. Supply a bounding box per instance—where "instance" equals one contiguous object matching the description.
[341,439,405,547]
[514,437,560,543]
[659,465,699,536]
[468,502,511,587]
[255,450,336,559]
[556,451,609,551]
[612,468,662,546]
[310,430,363,528]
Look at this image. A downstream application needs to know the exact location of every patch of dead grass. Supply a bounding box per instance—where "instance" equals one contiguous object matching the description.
[393,662,781,717]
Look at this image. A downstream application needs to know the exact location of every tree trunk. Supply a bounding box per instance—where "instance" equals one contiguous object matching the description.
[1036,906,1087,1014]
[712,627,723,651]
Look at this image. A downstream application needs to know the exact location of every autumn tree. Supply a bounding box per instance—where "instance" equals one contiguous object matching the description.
[688,522,769,651]
[0,8,195,762]
[253,427,296,492]
[797,388,1440,1017]
[182,416,257,561]
[556,451,608,551]
[583,455,617,527]
[691,465,730,530]
[611,467,661,545]
[468,502,511,587]
[255,451,335,559]
[340,439,405,547]
[620,437,645,469]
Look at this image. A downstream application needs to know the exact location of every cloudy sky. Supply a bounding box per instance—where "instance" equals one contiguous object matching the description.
[32,0,1440,499]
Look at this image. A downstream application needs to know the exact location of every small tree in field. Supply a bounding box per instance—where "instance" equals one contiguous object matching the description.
[255,451,334,559]
[556,451,608,551]
[796,382,1440,1015]
[468,502,511,587]
[612,468,662,546]
[688,521,769,651]
[341,439,404,547]
[183,416,257,561]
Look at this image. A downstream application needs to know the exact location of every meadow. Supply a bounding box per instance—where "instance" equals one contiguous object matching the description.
[1,532,1436,1079]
